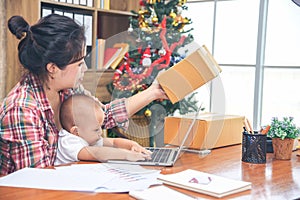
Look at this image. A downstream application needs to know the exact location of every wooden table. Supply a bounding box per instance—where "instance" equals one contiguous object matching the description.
[0,144,299,200]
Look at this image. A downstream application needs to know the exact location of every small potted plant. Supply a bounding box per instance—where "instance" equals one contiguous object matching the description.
[267,117,300,160]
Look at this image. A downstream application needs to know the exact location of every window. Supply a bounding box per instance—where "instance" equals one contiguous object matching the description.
[186,0,300,128]
[262,0,300,125]
[262,69,300,125]
[214,0,259,65]
[265,0,300,66]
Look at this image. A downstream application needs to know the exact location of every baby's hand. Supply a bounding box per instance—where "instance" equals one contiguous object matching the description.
[130,142,152,159]
[125,150,151,161]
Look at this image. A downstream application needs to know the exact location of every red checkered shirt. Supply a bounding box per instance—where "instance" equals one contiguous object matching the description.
[0,73,128,175]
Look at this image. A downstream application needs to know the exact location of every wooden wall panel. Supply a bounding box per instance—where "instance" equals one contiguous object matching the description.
[5,0,40,94]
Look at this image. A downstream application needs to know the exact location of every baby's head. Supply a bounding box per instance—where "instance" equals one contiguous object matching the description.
[60,94,104,145]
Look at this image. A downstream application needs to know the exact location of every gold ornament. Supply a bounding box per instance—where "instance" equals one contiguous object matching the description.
[145,109,152,117]
[147,0,156,4]
[178,0,187,6]
[169,12,176,18]
[176,16,184,22]
[140,21,148,28]
[138,10,148,15]
[152,16,158,23]
[178,26,185,32]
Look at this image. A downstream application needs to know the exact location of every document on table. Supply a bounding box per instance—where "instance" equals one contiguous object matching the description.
[158,169,251,198]
[0,163,161,193]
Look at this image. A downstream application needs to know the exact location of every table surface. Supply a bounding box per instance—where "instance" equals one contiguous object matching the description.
[0,144,299,200]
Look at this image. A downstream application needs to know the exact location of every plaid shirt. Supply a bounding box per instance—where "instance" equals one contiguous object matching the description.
[0,73,128,175]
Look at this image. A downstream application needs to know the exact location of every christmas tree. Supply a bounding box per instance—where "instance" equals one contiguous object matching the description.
[108,0,199,118]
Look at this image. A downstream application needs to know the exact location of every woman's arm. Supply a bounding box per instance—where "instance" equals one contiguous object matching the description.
[125,83,168,117]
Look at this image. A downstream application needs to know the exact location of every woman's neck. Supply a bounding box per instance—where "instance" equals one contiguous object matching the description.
[44,84,62,130]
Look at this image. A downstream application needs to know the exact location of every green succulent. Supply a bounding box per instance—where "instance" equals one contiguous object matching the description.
[268,117,300,140]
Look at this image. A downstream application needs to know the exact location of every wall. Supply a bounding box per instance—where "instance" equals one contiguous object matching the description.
[0,0,6,101]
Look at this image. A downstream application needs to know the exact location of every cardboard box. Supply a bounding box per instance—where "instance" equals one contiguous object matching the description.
[157,45,222,104]
[164,114,245,149]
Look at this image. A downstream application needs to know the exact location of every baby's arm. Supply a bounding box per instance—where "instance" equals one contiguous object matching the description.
[77,146,149,162]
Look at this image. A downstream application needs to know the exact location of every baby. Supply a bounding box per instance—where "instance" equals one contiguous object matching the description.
[55,94,151,165]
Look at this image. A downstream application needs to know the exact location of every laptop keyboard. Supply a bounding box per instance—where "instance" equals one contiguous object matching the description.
[143,148,173,163]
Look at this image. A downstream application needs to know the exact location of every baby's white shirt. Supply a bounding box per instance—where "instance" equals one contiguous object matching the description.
[55,129,103,165]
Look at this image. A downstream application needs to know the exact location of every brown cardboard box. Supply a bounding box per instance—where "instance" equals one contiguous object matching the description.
[157,45,222,104]
[164,114,245,149]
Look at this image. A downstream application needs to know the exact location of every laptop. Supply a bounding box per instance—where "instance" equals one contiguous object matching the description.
[107,105,202,166]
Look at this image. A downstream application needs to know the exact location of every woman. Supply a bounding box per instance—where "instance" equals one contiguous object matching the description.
[0,14,167,175]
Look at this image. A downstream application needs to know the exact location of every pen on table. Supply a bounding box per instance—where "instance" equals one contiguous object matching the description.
[246,118,254,134]
[243,118,251,134]
[260,125,270,135]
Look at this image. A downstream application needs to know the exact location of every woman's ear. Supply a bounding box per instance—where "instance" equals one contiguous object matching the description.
[46,63,58,79]
[69,126,79,136]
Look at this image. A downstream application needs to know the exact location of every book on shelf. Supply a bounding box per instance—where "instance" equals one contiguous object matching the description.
[103,47,122,69]
[100,0,110,9]
[87,0,93,7]
[109,43,129,70]
[157,169,252,198]
[96,38,106,69]
[79,0,87,6]
[84,15,93,46]
[63,11,74,19]
[54,9,63,15]
[96,40,129,69]
[42,8,52,17]
[60,0,92,7]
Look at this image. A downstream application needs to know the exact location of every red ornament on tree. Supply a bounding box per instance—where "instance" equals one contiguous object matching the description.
[139,0,145,6]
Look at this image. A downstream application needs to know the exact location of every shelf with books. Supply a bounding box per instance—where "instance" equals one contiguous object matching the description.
[42,0,95,10]
[56,0,94,7]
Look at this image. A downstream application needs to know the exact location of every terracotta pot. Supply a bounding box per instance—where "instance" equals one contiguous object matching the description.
[272,138,294,160]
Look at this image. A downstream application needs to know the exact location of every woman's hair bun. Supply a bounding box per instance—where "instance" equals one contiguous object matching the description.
[8,15,30,40]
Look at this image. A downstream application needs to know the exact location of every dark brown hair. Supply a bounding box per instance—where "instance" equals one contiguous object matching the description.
[8,14,86,79]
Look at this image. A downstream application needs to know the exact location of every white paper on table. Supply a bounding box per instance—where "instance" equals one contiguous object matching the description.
[0,163,161,193]
[0,167,114,192]
[92,163,161,192]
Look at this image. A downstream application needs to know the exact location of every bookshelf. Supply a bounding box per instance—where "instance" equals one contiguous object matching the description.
[6,0,139,102]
